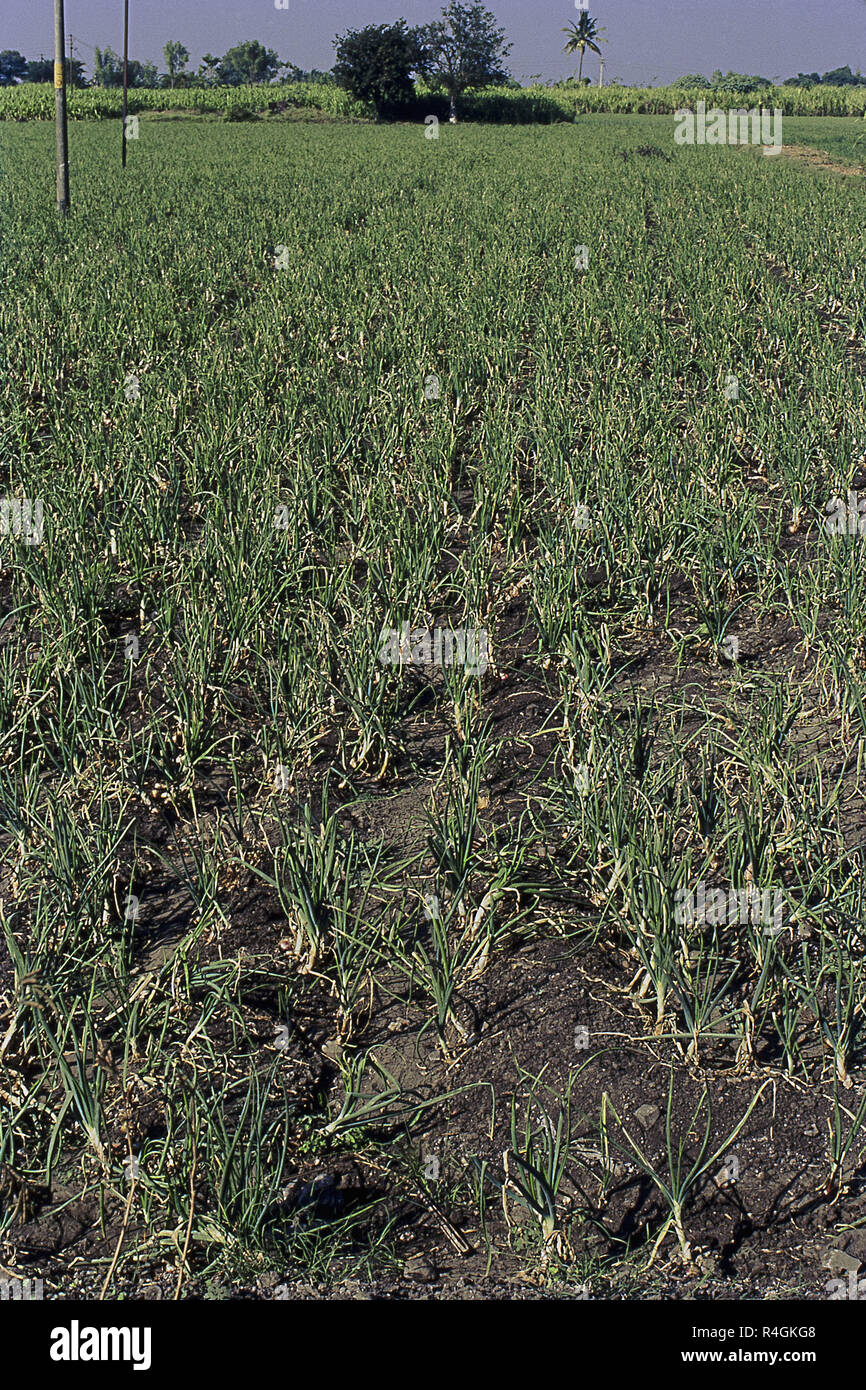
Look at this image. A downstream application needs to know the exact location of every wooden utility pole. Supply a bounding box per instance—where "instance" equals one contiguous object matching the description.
[121,0,130,168]
[53,0,70,214]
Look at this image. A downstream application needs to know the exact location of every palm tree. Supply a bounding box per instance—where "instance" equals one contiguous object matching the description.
[562,12,604,84]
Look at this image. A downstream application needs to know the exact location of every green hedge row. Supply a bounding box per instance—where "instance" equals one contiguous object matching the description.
[2,80,865,122]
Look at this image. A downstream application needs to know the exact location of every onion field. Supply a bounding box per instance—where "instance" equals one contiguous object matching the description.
[1,114,866,1301]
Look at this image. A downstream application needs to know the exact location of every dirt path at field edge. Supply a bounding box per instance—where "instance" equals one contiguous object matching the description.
[770,143,864,177]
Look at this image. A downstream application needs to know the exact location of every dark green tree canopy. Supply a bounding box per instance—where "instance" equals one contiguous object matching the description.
[197,55,222,87]
[25,55,86,86]
[93,47,157,88]
[332,20,425,116]
[163,42,190,88]
[417,3,512,119]
[92,47,123,87]
[820,64,865,85]
[708,68,771,91]
[783,67,865,86]
[0,50,28,86]
[218,40,282,86]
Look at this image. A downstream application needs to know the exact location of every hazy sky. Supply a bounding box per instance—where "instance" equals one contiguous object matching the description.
[4,0,865,87]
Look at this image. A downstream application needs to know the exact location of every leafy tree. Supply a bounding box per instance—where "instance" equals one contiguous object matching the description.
[279,65,335,85]
[163,41,189,88]
[0,50,28,86]
[218,40,281,85]
[561,12,603,85]
[93,48,158,88]
[198,54,222,87]
[710,70,771,91]
[25,56,51,82]
[672,73,710,88]
[332,20,424,117]
[821,64,864,85]
[417,2,512,122]
[93,47,125,86]
[26,55,86,86]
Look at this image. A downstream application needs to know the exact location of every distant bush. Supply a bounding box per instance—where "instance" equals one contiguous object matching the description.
[223,104,260,121]
[460,87,571,123]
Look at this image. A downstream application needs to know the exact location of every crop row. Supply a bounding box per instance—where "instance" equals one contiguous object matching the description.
[2,79,866,122]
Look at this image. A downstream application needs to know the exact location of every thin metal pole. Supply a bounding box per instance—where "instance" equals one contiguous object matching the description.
[121,0,129,168]
[54,0,70,214]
